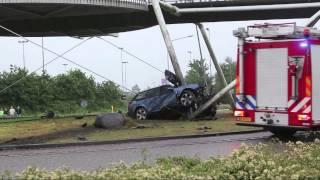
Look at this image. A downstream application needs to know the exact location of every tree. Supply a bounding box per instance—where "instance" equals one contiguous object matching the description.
[185,59,213,87]
[131,84,140,94]
[95,81,123,109]
[0,68,124,114]
[213,57,236,103]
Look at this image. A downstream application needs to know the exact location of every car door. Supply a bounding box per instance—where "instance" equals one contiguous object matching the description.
[157,85,176,111]
[143,87,161,113]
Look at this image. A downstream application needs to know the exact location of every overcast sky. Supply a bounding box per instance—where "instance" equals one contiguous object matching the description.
[0,18,309,90]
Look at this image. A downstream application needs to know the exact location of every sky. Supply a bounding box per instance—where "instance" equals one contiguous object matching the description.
[0,18,310,91]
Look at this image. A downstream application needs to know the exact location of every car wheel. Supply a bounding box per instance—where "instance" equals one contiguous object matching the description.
[180,90,196,107]
[135,107,147,120]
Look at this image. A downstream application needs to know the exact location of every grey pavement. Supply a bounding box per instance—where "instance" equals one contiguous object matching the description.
[0,132,272,173]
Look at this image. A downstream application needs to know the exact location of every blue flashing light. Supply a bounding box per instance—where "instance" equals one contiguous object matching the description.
[300,42,308,48]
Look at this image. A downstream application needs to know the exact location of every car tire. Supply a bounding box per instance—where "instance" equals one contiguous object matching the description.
[135,107,148,120]
[179,90,196,107]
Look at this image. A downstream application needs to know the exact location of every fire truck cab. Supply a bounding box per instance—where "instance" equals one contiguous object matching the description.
[233,23,320,136]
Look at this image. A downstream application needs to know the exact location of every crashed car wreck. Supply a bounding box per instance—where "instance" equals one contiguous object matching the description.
[128,70,216,120]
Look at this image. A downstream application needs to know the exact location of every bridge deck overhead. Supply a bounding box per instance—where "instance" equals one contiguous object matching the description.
[0,0,319,36]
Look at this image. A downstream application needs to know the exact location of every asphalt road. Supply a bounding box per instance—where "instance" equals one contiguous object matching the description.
[0,132,272,173]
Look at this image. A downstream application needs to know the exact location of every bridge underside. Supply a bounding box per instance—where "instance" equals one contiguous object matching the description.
[0,0,319,36]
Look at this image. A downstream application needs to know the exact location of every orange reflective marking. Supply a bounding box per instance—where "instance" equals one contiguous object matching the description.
[305,76,311,97]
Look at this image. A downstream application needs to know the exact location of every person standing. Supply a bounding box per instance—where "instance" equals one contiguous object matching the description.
[16,106,22,117]
[9,106,16,117]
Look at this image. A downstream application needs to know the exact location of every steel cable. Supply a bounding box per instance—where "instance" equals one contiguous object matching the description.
[0,25,133,93]
[97,37,164,73]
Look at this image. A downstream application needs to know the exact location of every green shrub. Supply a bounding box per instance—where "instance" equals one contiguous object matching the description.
[3,139,320,179]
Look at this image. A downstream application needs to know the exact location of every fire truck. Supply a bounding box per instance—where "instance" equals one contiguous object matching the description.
[233,23,320,136]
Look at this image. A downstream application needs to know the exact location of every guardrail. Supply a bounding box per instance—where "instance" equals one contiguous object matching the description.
[149,0,227,4]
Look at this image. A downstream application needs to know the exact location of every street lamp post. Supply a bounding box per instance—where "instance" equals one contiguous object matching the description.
[62,63,68,72]
[41,37,45,75]
[18,40,28,69]
[187,51,192,61]
[166,35,193,70]
[121,61,128,89]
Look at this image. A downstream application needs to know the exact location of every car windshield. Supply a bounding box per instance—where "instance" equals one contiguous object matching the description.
[133,91,147,101]
[145,87,160,98]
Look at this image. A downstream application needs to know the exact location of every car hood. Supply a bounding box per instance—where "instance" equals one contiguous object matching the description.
[165,70,181,87]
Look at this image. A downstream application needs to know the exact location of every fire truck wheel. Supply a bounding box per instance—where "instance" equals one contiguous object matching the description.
[268,128,297,137]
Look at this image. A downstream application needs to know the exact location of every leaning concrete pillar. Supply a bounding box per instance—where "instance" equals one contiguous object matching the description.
[152,0,186,85]
[197,23,235,108]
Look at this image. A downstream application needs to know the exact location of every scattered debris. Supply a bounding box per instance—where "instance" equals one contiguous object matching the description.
[132,124,147,129]
[77,136,87,141]
[81,122,88,128]
[41,111,55,119]
[75,116,84,119]
[197,126,212,130]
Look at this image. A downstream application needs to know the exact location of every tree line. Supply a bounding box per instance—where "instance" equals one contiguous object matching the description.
[0,66,124,114]
[185,57,236,104]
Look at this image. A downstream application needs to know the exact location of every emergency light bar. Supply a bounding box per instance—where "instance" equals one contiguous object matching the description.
[244,23,320,39]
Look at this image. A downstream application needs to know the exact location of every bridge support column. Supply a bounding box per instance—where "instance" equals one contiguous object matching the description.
[197,23,235,109]
[306,10,320,27]
[151,0,186,85]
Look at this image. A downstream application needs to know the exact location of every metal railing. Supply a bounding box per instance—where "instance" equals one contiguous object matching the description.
[0,0,148,10]
[149,0,228,4]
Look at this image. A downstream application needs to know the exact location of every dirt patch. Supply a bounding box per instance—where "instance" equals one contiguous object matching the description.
[3,125,96,145]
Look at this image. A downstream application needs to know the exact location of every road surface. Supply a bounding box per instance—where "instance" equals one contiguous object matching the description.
[0,132,272,173]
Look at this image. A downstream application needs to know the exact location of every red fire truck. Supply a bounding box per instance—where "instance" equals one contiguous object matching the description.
[233,23,320,136]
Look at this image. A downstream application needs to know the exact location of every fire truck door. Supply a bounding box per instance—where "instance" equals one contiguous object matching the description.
[311,45,320,121]
[256,48,288,109]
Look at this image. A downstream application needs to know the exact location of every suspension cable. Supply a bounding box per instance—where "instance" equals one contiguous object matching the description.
[97,37,164,73]
[0,25,133,93]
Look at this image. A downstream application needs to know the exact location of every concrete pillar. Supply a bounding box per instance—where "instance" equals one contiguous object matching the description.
[197,23,235,108]
[152,0,186,85]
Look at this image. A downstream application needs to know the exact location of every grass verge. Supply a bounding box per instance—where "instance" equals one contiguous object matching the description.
[0,110,259,145]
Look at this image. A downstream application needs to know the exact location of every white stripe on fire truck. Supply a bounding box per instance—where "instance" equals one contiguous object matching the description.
[236,103,244,109]
[303,105,311,114]
[246,95,256,106]
[288,99,295,108]
[245,104,253,110]
[291,97,311,113]
[235,95,256,110]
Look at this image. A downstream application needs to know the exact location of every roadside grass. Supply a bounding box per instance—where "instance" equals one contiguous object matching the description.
[0,110,260,145]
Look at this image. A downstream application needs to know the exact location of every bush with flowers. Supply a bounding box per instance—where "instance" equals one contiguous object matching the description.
[3,139,320,179]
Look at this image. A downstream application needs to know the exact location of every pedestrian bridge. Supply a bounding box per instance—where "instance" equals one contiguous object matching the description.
[0,0,320,36]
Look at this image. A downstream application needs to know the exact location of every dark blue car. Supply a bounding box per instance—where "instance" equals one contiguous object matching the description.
[128,71,216,120]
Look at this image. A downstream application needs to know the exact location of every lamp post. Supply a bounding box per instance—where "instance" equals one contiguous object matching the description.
[187,51,192,61]
[166,35,193,70]
[62,63,68,72]
[41,37,45,75]
[18,40,28,69]
[121,61,128,89]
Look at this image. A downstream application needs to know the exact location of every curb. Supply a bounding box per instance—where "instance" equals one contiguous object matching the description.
[0,129,265,151]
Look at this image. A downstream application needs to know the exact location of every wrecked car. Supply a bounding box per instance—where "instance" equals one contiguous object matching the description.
[128,70,216,120]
